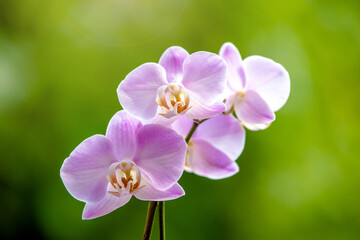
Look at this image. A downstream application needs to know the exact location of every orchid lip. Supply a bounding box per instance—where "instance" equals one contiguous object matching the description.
[156,83,191,118]
[106,160,144,196]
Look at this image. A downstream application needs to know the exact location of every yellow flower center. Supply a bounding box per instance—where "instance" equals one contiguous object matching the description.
[156,83,190,118]
[106,160,143,196]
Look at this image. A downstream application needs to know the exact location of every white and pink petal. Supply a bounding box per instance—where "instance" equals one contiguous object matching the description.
[159,46,189,83]
[181,51,227,106]
[234,90,275,125]
[133,124,186,190]
[106,111,142,161]
[187,139,239,179]
[117,63,168,120]
[185,98,225,120]
[240,122,271,131]
[192,114,245,160]
[134,182,184,201]
[82,189,132,220]
[170,115,194,137]
[219,42,246,91]
[60,135,117,203]
[243,55,290,112]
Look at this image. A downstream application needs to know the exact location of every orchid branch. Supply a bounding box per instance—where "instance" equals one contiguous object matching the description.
[158,201,165,240]
[157,118,207,239]
[143,119,206,240]
[185,119,207,143]
[143,201,158,240]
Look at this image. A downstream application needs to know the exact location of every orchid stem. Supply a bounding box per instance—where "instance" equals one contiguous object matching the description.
[143,119,205,240]
[185,119,207,143]
[143,201,158,240]
[158,201,165,240]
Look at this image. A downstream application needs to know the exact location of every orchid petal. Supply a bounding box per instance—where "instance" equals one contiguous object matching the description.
[60,135,116,203]
[181,51,227,105]
[134,182,184,201]
[192,114,245,160]
[170,115,194,137]
[234,90,275,125]
[224,92,236,113]
[219,42,246,90]
[241,122,271,131]
[185,97,225,120]
[106,111,142,160]
[142,113,179,127]
[117,63,168,120]
[243,56,290,111]
[159,46,189,83]
[187,139,239,179]
[133,124,186,190]
[82,191,132,220]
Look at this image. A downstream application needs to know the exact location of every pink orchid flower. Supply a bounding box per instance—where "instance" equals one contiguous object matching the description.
[219,42,290,130]
[60,111,186,219]
[118,46,227,125]
[171,114,245,179]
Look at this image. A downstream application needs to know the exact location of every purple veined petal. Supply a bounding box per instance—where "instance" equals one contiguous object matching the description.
[60,135,117,203]
[142,112,179,127]
[133,124,186,190]
[240,122,271,131]
[181,51,227,106]
[219,42,246,91]
[170,115,194,137]
[187,139,239,179]
[234,90,275,125]
[117,63,168,120]
[192,114,245,160]
[243,55,290,112]
[134,181,185,201]
[106,111,142,161]
[142,101,180,127]
[82,187,132,220]
[159,46,189,83]
[185,97,225,120]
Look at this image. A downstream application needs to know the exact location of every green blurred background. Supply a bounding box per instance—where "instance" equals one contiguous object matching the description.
[1,0,359,239]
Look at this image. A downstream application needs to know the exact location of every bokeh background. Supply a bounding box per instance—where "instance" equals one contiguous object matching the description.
[1,0,359,239]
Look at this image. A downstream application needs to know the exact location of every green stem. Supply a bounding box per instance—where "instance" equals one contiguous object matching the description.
[158,201,165,240]
[143,201,158,240]
[185,119,207,143]
[144,119,206,240]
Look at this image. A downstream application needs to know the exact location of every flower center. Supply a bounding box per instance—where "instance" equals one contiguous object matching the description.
[237,91,246,98]
[106,160,143,196]
[156,83,190,118]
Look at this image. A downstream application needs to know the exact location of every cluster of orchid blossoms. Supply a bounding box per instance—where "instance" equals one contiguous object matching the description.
[60,42,290,220]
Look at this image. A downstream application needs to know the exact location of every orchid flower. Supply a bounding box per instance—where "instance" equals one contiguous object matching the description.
[171,114,245,179]
[60,111,187,219]
[118,46,227,125]
[219,42,290,130]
